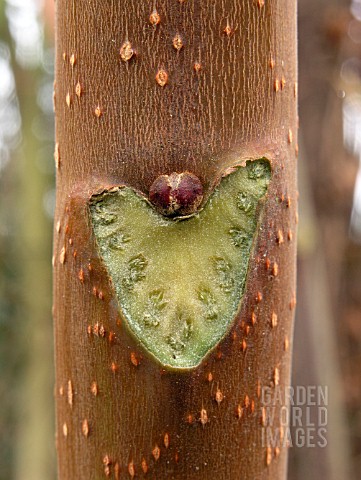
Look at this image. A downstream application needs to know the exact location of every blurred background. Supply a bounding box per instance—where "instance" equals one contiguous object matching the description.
[0,0,360,479]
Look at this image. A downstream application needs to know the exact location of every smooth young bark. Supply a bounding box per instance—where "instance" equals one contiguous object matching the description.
[54,1,297,479]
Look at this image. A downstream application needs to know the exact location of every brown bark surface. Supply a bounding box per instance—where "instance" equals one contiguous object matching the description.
[54,1,297,479]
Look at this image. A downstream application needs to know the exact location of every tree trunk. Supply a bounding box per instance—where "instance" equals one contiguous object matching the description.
[54,1,297,479]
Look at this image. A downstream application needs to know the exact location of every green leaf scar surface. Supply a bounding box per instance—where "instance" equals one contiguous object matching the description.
[90,159,271,369]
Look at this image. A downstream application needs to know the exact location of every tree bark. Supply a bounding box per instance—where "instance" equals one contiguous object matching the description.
[54,1,297,479]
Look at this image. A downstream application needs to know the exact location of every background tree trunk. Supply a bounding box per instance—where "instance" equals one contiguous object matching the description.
[0,1,56,478]
[54,1,297,478]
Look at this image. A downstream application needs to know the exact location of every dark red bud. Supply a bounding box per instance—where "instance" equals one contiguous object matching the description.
[148,175,172,213]
[149,172,203,216]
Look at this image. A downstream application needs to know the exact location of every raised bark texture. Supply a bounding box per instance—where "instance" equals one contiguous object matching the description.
[54,1,297,478]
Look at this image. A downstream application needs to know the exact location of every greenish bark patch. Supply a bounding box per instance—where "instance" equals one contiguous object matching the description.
[90,159,271,369]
